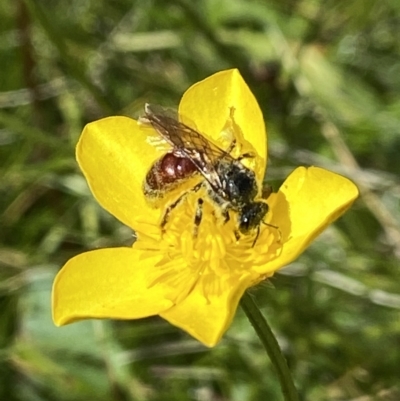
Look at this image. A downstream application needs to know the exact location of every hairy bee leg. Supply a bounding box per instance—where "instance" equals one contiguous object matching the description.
[193,198,204,237]
[160,181,203,232]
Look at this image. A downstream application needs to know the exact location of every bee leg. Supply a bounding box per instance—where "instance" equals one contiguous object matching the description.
[161,181,203,232]
[160,194,187,232]
[225,139,237,154]
[193,198,204,237]
[222,209,230,224]
[234,230,241,241]
[224,140,256,160]
[238,152,256,161]
[252,225,261,247]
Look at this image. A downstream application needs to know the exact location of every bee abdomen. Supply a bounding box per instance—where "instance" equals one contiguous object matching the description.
[145,152,198,195]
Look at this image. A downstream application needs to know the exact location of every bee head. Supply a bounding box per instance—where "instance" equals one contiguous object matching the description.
[238,202,269,234]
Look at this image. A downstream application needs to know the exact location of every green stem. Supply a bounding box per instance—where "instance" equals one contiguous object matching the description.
[240,292,300,401]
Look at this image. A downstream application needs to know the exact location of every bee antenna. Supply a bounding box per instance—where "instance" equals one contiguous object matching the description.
[261,220,282,243]
[252,225,261,248]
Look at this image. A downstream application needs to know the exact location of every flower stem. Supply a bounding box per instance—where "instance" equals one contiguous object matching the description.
[240,292,300,401]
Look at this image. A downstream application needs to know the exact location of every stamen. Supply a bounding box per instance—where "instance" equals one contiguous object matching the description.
[153,190,283,302]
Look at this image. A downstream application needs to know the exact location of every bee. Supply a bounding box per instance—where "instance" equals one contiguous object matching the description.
[140,103,272,244]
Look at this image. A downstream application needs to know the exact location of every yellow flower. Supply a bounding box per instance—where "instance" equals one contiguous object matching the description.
[52,69,358,347]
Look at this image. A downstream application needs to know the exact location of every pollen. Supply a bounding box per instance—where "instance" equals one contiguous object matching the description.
[158,192,283,293]
[165,195,231,266]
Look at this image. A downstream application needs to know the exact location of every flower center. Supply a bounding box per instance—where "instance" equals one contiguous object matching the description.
[138,187,282,302]
[163,190,282,277]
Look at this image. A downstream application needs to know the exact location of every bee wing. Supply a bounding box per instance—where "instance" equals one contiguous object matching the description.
[141,103,234,190]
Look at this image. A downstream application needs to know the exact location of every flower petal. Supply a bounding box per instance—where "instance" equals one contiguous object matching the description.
[52,247,175,325]
[179,69,267,180]
[256,166,359,274]
[160,273,254,347]
[77,116,163,232]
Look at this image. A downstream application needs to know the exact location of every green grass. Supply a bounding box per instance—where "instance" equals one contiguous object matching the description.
[1,0,400,400]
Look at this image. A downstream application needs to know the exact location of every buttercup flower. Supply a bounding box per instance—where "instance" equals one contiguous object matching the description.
[52,69,358,347]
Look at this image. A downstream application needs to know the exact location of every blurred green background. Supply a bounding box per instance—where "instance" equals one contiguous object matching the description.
[1,0,400,400]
